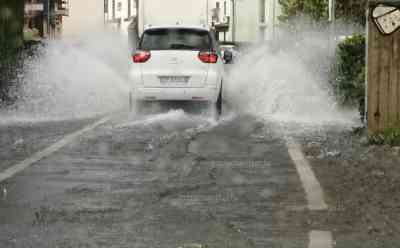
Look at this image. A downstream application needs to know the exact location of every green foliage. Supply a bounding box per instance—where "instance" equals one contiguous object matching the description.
[336,0,368,25]
[369,128,400,146]
[331,34,366,107]
[278,0,328,22]
[0,0,25,57]
[279,0,368,25]
[278,0,304,22]
[303,0,328,21]
[0,0,25,104]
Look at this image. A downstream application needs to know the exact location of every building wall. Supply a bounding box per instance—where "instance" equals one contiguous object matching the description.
[233,0,281,43]
[265,0,281,41]
[235,0,258,43]
[138,0,209,35]
[105,0,135,35]
[63,0,104,37]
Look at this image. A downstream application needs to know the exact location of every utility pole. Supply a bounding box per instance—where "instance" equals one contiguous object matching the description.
[272,0,276,41]
[206,0,209,26]
[135,0,139,37]
[47,0,51,38]
[329,0,336,23]
[104,0,106,25]
[231,0,236,43]
[328,0,336,56]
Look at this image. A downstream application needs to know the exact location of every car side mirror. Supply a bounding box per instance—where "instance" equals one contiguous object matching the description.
[223,50,233,64]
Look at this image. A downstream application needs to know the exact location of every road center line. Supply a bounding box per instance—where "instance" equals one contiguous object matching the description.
[309,230,333,248]
[286,137,328,211]
[0,116,110,183]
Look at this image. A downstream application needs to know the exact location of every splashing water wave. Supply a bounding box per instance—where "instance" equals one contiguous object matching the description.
[1,31,131,124]
[226,29,359,127]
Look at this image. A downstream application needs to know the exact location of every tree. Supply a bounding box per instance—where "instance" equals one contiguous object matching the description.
[303,0,328,21]
[278,0,328,22]
[0,0,25,58]
[278,0,304,22]
[278,0,368,25]
[0,0,25,104]
[336,0,368,25]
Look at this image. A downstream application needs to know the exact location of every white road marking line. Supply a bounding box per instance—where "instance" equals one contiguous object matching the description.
[309,231,333,248]
[286,137,328,211]
[0,116,110,183]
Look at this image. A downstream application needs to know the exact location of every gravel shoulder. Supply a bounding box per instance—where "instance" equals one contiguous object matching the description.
[299,128,400,247]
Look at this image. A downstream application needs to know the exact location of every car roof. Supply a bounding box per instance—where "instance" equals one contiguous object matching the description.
[144,25,210,32]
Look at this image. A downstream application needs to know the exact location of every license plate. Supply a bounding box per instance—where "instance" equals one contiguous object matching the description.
[158,76,190,84]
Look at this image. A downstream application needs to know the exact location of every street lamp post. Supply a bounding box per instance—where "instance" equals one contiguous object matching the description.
[231,0,236,43]
[328,0,336,56]
[272,0,276,41]
[206,0,209,25]
[329,0,336,23]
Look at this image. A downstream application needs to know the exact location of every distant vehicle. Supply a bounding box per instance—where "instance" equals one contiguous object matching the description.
[129,25,233,115]
[220,44,240,64]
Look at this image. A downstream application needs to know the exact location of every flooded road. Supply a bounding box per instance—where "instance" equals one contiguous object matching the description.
[0,111,310,247]
[0,28,363,247]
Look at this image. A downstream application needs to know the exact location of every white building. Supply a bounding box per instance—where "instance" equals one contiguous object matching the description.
[102,0,281,43]
[105,0,136,35]
[212,0,281,44]
[63,0,105,37]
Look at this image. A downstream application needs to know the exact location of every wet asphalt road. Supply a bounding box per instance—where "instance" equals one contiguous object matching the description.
[0,111,309,248]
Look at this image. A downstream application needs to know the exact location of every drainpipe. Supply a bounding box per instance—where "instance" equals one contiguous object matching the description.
[328,0,336,56]
[206,0,209,26]
[104,0,106,26]
[135,0,139,33]
[47,0,50,38]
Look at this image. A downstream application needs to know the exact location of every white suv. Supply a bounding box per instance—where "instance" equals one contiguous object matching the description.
[129,26,232,115]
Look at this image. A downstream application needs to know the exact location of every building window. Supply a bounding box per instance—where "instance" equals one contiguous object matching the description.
[117,2,122,12]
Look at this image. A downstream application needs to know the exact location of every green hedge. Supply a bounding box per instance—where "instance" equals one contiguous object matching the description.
[331,34,366,116]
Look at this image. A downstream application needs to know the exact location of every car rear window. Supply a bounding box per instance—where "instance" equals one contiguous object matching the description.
[139,28,212,51]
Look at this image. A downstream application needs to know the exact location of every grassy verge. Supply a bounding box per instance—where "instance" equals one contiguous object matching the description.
[369,127,400,146]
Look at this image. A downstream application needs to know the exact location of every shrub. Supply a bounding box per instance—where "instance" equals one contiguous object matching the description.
[369,128,400,146]
[278,0,328,23]
[331,34,366,115]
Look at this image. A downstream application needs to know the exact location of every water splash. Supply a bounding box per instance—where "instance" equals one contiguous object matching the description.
[226,27,359,127]
[1,30,131,123]
[117,109,236,131]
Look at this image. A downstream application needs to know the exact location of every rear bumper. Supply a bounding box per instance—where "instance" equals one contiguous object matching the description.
[133,86,220,102]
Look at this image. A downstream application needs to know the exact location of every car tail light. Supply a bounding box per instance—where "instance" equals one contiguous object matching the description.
[133,51,151,63]
[198,51,218,64]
